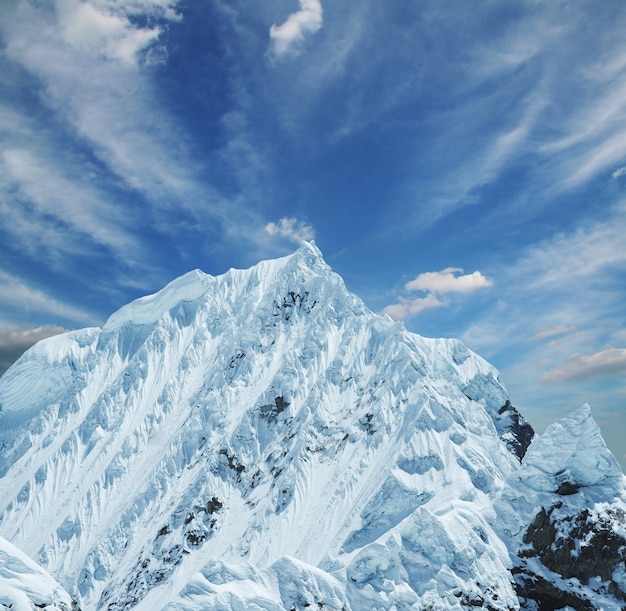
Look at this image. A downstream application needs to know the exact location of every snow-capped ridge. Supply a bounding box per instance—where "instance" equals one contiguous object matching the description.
[520,403,623,492]
[103,269,212,331]
[0,244,624,611]
[102,242,330,333]
[0,327,99,429]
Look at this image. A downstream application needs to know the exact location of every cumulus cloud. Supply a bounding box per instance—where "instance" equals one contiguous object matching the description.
[405,268,493,294]
[381,294,446,321]
[382,267,493,321]
[542,348,626,382]
[269,0,323,58]
[265,217,315,243]
[0,325,67,377]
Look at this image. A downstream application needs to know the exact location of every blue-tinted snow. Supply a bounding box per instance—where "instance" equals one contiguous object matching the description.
[0,243,623,611]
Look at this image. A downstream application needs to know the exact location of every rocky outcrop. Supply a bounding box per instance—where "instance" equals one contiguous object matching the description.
[497,400,535,460]
[498,404,626,611]
[519,502,626,603]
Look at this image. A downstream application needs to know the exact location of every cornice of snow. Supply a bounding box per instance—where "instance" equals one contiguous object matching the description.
[102,241,330,332]
[0,243,623,611]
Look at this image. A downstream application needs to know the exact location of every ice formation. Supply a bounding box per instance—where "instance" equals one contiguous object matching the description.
[0,242,624,610]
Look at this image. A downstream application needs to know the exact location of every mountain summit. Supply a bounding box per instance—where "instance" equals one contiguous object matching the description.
[0,243,624,610]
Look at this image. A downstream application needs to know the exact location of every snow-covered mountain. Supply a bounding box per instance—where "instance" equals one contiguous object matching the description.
[0,534,75,610]
[0,242,624,610]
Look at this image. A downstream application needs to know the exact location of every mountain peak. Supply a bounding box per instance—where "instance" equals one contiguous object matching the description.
[103,242,331,334]
[520,403,623,492]
[293,238,322,258]
[266,239,331,281]
[0,247,624,611]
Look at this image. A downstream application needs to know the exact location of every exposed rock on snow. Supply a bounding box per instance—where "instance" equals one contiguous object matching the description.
[0,243,624,610]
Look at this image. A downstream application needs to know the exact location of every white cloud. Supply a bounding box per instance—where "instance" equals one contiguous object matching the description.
[0,0,207,223]
[381,294,445,321]
[57,0,161,65]
[269,0,323,58]
[456,201,626,453]
[0,270,98,326]
[612,166,626,180]
[405,268,493,294]
[398,93,544,231]
[375,4,626,231]
[540,79,626,157]
[514,205,626,290]
[530,324,576,342]
[0,0,291,303]
[382,267,492,321]
[564,131,626,187]
[1,146,140,258]
[265,217,315,243]
[462,202,626,355]
[541,348,626,383]
[533,42,626,189]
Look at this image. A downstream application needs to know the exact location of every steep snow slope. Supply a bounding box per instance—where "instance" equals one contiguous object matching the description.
[0,534,74,610]
[0,242,623,610]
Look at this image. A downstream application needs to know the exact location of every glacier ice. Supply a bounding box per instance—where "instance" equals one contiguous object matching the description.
[0,242,624,610]
[0,534,74,611]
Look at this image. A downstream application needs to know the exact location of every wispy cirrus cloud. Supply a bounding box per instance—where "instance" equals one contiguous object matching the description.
[1,0,205,219]
[382,268,492,321]
[514,204,626,291]
[537,63,626,189]
[1,0,293,270]
[451,203,626,461]
[364,3,626,234]
[463,201,626,354]
[269,0,323,58]
[457,199,626,442]
[0,0,282,297]
[1,146,140,259]
[542,349,626,383]
[407,102,542,229]
[56,0,164,64]
[530,325,577,342]
[0,270,98,327]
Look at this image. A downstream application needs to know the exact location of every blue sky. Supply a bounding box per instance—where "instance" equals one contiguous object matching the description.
[1,0,625,468]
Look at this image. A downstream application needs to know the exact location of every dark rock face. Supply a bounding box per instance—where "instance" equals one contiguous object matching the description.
[512,568,595,611]
[515,502,626,609]
[556,481,581,496]
[497,401,535,460]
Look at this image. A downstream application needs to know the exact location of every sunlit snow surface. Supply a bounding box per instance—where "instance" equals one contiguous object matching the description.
[0,534,73,610]
[0,243,624,610]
